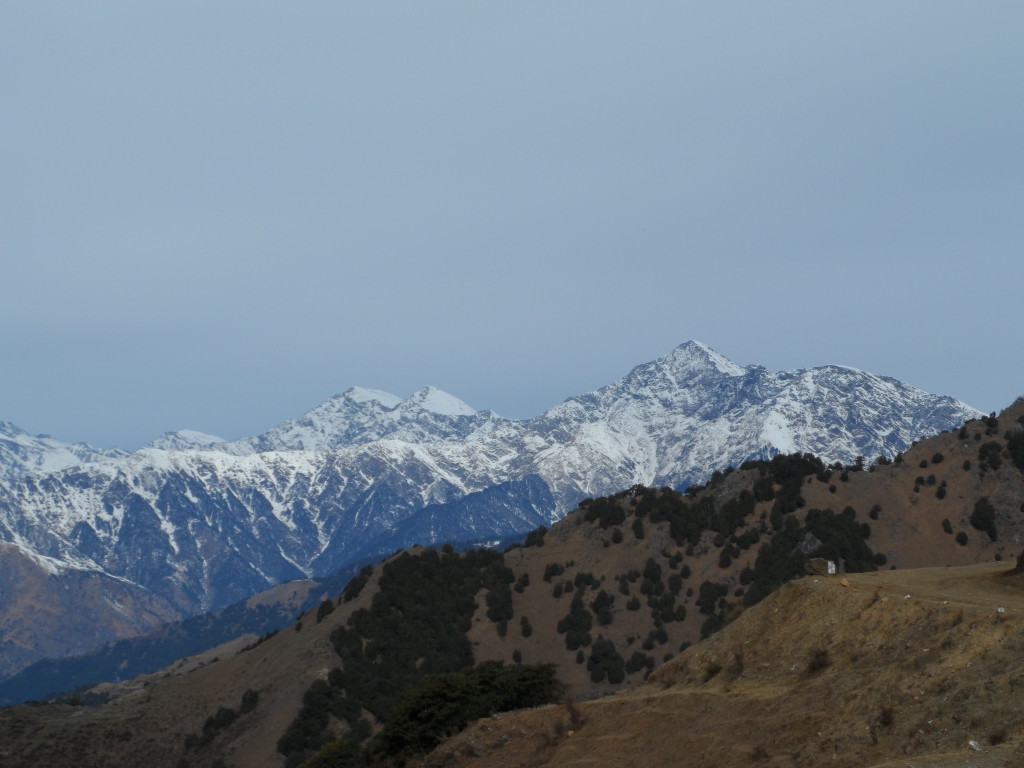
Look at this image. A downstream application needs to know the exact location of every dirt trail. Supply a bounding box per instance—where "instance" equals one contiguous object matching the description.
[841,562,1024,614]
[865,743,1014,768]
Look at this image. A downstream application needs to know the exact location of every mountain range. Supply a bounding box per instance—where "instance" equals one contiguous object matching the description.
[2,397,1023,768]
[0,342,980,679]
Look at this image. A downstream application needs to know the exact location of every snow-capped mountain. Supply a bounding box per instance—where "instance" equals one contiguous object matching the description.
[0,342,981,678]
[523,341,979,503]
[0,421,127,481]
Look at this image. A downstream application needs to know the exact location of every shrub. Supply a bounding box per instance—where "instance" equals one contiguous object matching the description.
[543,562,565,583]
[591,590,615,626]
[696,581,729,615]
[979,441,1004,472]
[372,662,563,764]
[342,565,373,603]
[557,595,593,651]
[667,573,683,594]
[586,636,625,684]
[753,475,775,502]
[240,689,259,714]
[942,519,953,535]
[316,599,336,623]
[806,648,831,674]
[956,531,968,546]
[970,497,998,541]
[582,496,626,528]
[523,526,548,548]
[1008,432,1024,473]
[625,651,652,674]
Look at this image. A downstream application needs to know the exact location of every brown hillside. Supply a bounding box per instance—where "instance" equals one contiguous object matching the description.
[0,543,181,679]
[2,400,1024,767]
[422,561,1024,768]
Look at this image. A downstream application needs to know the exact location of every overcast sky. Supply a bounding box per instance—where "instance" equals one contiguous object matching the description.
[3,2,1022,450]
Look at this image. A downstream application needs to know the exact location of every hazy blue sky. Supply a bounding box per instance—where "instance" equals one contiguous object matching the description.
[3,3,1022,449]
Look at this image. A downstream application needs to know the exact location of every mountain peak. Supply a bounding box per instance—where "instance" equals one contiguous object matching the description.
[668,341,747,377]
[343,387,402,409]
[0,421,25,435]
[146,430,227,451]
[405,386,477,417]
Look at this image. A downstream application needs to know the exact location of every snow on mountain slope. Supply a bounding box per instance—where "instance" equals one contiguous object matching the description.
[146,430,228,451]
[0,422,127,482]
[220,386,502,455]
[0,341,982,677]
[518,342,979,504]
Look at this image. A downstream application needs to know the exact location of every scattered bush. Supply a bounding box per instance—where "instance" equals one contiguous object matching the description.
[1008,432,1024,473]
[342,565,373,603]
[586,636,625,684]
[979,441,1004,472]
[556,594,593,651]
[806,648,831,674]
[989,727,1008,746]
[523,526,548,548]
[240,689,259,714]
[970,497,998,541]
[543,562,565,583]
[316,599,336,623]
